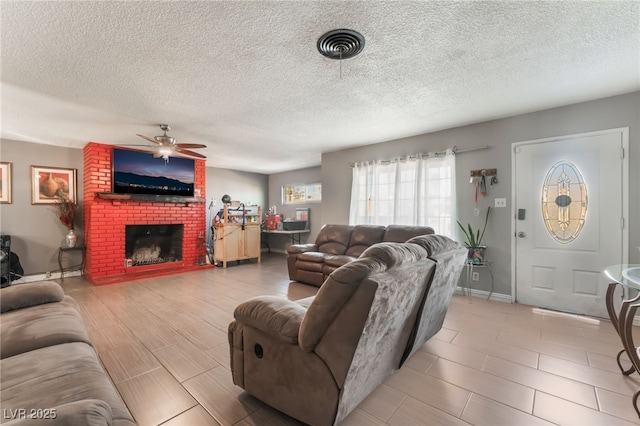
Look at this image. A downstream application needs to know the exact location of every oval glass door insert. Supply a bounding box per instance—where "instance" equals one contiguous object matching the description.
[541,160,588,243]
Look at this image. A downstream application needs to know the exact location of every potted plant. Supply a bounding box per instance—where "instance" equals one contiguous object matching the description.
[457,206,492,264]
[51,197,79,247]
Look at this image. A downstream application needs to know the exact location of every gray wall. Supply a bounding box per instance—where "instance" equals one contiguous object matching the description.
[267,166,322,252]
[3,92,638,287]
[321,92,640,297]
[0,141,268,278]
[206,167,267,210]
[0,139,84,275]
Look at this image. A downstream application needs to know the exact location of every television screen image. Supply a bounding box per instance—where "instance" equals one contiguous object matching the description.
[112,148,195,197]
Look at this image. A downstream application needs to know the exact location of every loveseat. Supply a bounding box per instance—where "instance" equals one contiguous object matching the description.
[229,234,466,425]
[0,281,136,425]
[287,224,434,286]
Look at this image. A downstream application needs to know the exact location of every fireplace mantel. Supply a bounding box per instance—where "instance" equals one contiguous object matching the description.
[95,192,206,204]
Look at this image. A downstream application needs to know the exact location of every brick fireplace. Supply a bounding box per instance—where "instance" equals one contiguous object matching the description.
[83,142,207,285]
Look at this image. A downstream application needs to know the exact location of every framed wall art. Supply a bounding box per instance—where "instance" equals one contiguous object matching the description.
[282,182,322,204]
[31,165,77,204]
[0,162,12,204]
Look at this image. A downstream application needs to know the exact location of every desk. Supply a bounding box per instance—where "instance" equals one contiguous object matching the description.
[58,246,85,280]
[604,264,640,417]
[463,260,494,300]
[262,230,310,252]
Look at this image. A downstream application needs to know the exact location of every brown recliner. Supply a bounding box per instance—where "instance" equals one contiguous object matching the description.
[287,224,434,286]
[229,234,466,426]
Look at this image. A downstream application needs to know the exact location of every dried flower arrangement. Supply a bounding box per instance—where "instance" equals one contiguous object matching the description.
[51,197,78,230]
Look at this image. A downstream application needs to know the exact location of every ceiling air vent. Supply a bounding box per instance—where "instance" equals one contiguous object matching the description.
[317,29,365,60]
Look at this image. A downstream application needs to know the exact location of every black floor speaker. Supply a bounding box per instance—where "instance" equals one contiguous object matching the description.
[1,235,11,286]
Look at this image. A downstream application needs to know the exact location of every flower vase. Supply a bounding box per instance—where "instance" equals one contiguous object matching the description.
[65,229,78,248]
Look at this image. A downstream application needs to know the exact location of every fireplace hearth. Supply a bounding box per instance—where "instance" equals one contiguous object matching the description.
[125,224,183,267]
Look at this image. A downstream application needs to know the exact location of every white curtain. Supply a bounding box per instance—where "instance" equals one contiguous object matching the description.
[349,150,456,237]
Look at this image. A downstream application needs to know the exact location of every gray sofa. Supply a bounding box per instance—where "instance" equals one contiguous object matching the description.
[287,224,435,286]
[0,281,136,426]
[229,234,466,426]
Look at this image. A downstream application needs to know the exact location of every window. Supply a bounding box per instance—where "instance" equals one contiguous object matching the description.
[541,160,588,243]
[349,151,456,237]
[282,183,322,204]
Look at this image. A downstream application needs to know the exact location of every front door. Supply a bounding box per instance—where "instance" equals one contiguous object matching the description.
[513,128,628,318]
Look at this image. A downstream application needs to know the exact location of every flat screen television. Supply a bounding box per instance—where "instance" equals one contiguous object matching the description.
[112,147,195,197]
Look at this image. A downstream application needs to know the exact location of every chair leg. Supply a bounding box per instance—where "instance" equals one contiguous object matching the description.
[617,349,636,376]
[633,390,640,419]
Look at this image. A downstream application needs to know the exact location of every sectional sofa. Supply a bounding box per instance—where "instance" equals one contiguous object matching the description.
[230,234,466,425]
[287,224,435,286]
[0,281,136,425]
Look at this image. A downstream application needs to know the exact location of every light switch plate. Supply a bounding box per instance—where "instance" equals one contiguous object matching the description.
[495,198,507,208]
[473,208,480,216]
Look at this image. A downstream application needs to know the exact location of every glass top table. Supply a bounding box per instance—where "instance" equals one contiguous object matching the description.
[604,264,640,290]
[604,264,640,418]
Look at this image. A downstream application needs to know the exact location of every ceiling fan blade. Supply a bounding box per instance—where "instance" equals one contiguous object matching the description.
[175,148,207,158]
[136,134,162,145]
[175,143,207,149]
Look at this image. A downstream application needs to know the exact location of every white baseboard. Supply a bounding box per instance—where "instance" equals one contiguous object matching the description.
[455,286,512,303]
[454,287,640,326]
[10,270,82,284]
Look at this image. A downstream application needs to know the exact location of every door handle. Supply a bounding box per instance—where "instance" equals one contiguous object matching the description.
[517,231,526,238]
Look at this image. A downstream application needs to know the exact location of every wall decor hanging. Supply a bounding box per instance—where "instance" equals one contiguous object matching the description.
[31,165,77,205]
[0,162,12,204]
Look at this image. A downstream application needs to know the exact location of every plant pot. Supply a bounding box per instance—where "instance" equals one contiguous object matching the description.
[467,246,486,264]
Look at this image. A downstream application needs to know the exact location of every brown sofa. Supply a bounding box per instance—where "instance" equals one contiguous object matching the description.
[229,234,466,425]
[287,224,434,286]
[0,281,136,426]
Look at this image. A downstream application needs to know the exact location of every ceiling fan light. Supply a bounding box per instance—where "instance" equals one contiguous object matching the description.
[134,124,207,160]
[155,136,175,145]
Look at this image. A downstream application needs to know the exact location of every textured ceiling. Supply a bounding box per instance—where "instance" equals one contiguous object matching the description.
[1,1,638,173]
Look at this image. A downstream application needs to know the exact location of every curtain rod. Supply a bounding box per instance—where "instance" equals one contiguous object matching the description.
[349,145,491,167]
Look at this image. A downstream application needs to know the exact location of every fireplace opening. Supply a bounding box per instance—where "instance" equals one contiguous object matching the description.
[125,224,183,267]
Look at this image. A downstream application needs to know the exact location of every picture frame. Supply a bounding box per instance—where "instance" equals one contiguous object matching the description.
[31,165,77,204]
[282,182,322,204]
[0,162,12,204]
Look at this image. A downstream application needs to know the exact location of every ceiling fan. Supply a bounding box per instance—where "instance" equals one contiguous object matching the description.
[134,124,207,162]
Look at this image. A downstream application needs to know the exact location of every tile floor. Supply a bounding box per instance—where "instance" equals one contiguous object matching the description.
[54,253,640,425]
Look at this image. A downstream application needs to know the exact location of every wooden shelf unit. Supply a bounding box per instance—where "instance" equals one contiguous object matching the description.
[213,205,262,268]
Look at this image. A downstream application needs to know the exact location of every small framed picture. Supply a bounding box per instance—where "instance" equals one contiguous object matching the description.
[31,165,77,204]
[0,162,12,204]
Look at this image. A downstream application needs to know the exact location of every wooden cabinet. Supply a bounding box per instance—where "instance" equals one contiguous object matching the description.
[213,205,262,268]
